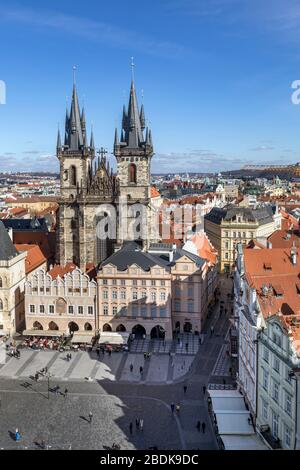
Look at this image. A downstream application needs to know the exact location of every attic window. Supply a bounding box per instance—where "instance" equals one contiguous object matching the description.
[273,285,284,297]
[264,262,272,270]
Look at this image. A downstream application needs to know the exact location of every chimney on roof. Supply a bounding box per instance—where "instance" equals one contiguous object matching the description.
[291,243,297,265]
[267,241,272,249]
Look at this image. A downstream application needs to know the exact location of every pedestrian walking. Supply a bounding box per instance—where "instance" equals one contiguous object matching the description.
[210,326,214,337]
[170,403,175,413]
[203,385,206,395]
[185,343,188,352]
[183,385,187,394]
[202,422,206,433]
[135,418,140,430]
[89,411,93,424]
[140,419,144,431]
[64,388,68,398]
[129,422,133,435]
[15,428,21,442]
[140,366,143,375]
[130,364,133,372]
[196,421,201,432]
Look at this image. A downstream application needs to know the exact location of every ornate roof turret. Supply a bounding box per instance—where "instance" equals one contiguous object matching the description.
[57,128,62,150]
[140,104,145,130]
[114,74,154,157]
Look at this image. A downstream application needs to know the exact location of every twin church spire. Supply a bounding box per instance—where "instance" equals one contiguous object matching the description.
[57,66,153,157]
[114,80,153,153]
[57,83,95,153]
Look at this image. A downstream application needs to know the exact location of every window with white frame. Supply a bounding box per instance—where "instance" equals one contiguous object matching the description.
[188,302,194,313]
[141,306,147,317]
[285,426,291,448]
[112,306,118,316]
[160,291,166,302]
[151,280,156,286]
[112,290,118,300]
[273,356,280,373]
[285,392,292,416]
[102,279,108,285]
[161,280,165,286]
[68,305,74,315]
[272,381,279,403]
[30,304,35,314]
[88,306,93,315]
[175,300,181,312]
[103,290,108,300]
[78,306,84,315]
[262,399,268,421]
[151,292,156,302]
[49,305,54,314]
[160,306,167,317]
[132,291,138,301]
[121,290,126,300]
[141,291,147,299]
[263,347,269,363]
[262,368,269,391]
[151,305,157,317]
[39,305,45,314]
[103,305,108,316]
[132,305,138,317]
[272,411,279,439]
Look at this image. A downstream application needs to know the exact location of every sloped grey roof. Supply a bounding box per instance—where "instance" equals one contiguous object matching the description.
[0,222,19,260]
[205,206,273,226]
[2,217,49,232]
[100,243,205,272]
[100,242,170,272]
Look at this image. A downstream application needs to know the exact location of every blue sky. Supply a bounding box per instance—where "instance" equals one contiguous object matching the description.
[1,0,300,173]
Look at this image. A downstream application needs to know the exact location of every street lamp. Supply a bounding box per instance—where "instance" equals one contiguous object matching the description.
[46,372,52,400]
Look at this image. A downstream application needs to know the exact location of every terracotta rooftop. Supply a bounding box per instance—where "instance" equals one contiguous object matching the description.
[48,263,77,280]
[151,187,161,198]
[15,244,47,274]
[243,247,300,345]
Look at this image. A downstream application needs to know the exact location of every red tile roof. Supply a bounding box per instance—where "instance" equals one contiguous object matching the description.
[48,263,77,280]
[15,244,47,274]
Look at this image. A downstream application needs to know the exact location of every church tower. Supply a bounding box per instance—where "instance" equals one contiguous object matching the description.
[56,81,95,267]
[114,76,154,244]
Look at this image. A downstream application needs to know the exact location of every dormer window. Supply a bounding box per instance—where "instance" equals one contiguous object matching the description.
[273,285,284,297]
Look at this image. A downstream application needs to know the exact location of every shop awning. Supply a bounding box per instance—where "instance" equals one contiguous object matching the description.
[99,332,130,345]
[22,330,65,337]
[71,333,94,344]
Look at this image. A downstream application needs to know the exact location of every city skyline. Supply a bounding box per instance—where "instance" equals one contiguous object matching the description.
[1,1,300,173]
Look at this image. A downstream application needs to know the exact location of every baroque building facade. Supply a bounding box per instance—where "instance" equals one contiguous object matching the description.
[56,78,154,271]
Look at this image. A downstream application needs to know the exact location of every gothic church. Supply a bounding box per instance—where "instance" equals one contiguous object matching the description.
[56,77,154,270]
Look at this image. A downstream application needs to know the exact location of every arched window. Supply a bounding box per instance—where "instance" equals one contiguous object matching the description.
[129,163,137,184]
[0,278,3,288]
[70,166,77,186]
[0,299,3,311]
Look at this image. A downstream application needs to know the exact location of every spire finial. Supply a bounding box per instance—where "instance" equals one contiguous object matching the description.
[73,65,77,86]
[131,57,135,83]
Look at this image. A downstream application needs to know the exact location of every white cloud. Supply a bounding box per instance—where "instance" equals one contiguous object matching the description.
[1,6,188,59]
